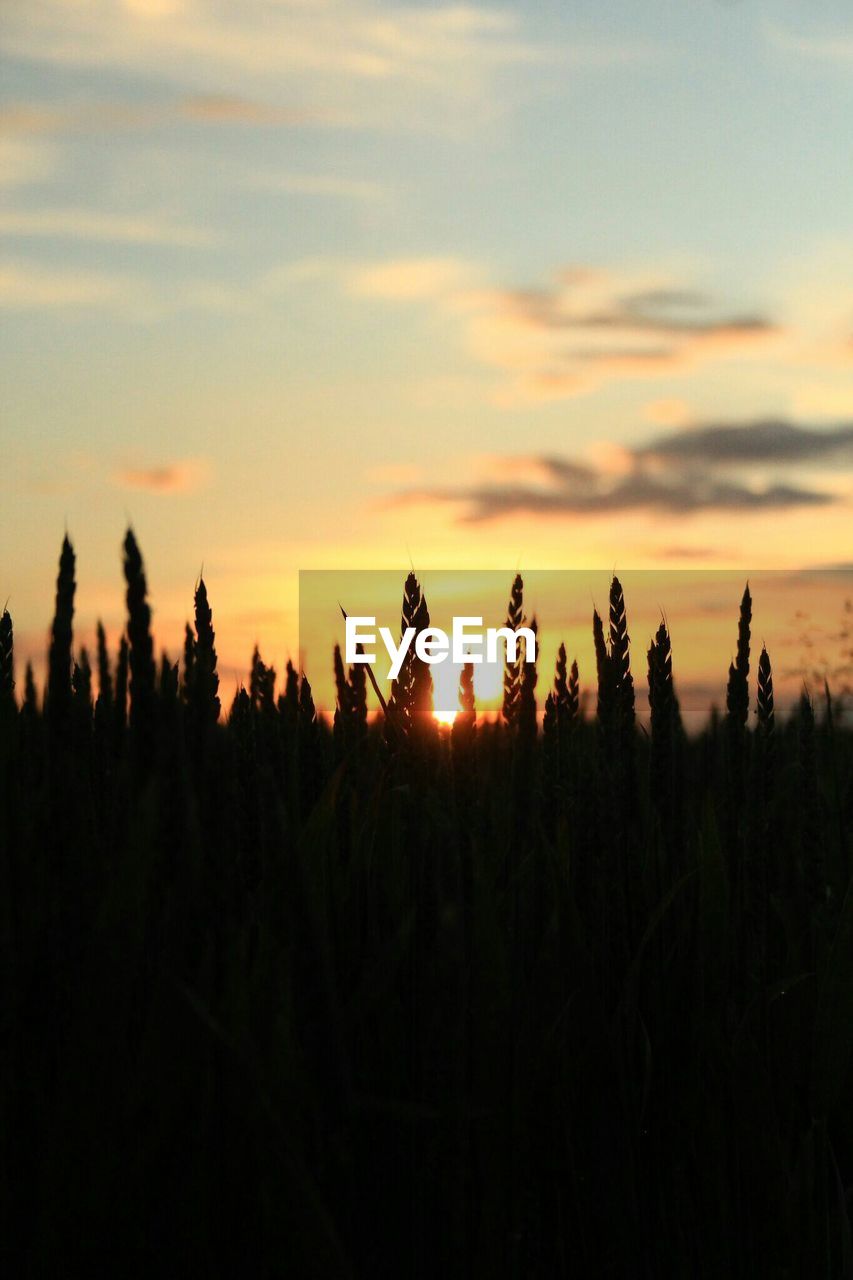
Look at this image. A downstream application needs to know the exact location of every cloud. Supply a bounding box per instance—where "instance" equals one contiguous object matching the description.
[350,261,780,402]
[412,474,832,523]
[388,419,849,523]
[0,1,616,82]
[465,271,777,402]
[0,96,331,138]
[491,278,769,338]
[0,208,217,247]
[0,262,124,308]
[639,420,853,466]
[348,256,470,300]
[0,259,251,316]
[114,459,210,494]
[0,3,655,134]
[177,95,328,126]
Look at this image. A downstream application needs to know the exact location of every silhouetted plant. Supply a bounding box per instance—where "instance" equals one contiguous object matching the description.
[72,648,92,712]
[609,575,635,733]
[454,661,476,738]
[298,672,321,816]
[182,622,196,703]
[727,582,752,730]
[0,608,13,706]
[249,644,276,713]
[725,582,752,899]
[593,606,612,730]
[389,570,433,734]
[23,660,37,716]
[95,623,112,710]
[113,634,128,757]
[123,528,156,775]
[192,576,220,727]
[647,620,675,821]
[47,534,76,743]
[517,616,538,747]
[502,573,524,726]
[2,538,852,1279]
[799,689,823,912]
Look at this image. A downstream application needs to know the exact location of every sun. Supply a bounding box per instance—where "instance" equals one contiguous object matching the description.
[433,708,457,728]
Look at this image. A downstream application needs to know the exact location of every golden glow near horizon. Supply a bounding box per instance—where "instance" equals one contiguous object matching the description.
[297,569,853,731]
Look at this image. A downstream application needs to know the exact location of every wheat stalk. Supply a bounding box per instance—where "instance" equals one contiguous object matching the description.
[123,528,157,772]
[0,608,14,704]
[48,534,76,736]
[502,573,524,726]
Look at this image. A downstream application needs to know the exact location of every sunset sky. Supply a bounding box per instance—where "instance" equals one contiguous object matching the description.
[2,0,853,704]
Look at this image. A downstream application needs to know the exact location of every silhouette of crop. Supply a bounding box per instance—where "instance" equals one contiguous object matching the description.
[123,527,156,776]
[502,572,524,726]
[47,534,75,744]
[0,608,13,705]
[1,532,852,1278]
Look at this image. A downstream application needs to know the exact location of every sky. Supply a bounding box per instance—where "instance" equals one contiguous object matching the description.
[2,0,853,708]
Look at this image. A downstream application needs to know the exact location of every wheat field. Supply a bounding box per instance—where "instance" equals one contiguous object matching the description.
[1,532,852,1276]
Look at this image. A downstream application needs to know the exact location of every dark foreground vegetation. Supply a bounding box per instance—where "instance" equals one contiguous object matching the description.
[2,532,853,1277]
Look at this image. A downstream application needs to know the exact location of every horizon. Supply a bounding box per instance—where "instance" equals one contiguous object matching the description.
[7,541,852,731]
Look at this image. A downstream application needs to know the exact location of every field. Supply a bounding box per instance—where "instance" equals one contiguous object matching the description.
[1,531,852,1277]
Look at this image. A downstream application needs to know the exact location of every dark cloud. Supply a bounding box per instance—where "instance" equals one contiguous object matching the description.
[436,473,831,523]
[536,456,598,485]
[501,280,775,341]
[640,419,853,466]
[391,418,848,523]
[478,275,781,401]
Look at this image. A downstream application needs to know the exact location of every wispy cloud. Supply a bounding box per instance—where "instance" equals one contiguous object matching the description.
[0,208,217,247]
[1,3,656,134]
[114,458,211,494]
[349,256,471,300]
[388,419,851,522]
[0,95,332,136]
[0,1,599,81]
[349,260,780,402]
[0,262,124,308]
[638,420,853,466]
[0,259,251,316]
[468,272,778,402]
[178,94,327,126]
